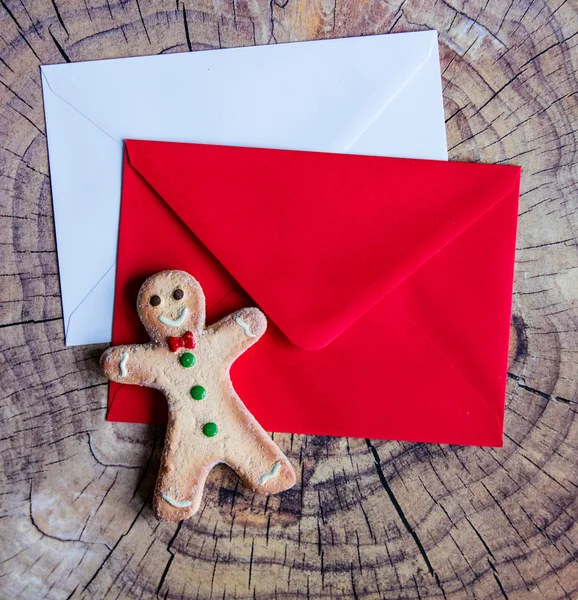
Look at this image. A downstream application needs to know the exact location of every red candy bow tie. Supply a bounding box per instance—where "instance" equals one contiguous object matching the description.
[167,331,196,352]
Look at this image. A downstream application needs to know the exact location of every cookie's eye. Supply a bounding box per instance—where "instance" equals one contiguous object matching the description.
[173,289,184,300]
[150,295,161,307]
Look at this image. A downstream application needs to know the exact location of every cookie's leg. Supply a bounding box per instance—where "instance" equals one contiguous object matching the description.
[226,425,296,496]
[153,462,215,522]
[153,419,216,522]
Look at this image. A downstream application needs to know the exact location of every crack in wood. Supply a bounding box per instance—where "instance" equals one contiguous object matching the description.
[489,560,510,600]
[508,372,576,405]
[0,78,33,109]
[50,0,69,36]
[156,521,183,597]
[86,432,143,470]
[0,316,61,329]
[134,0,151,44]
[27,480,100,547]
[0,0,23,32]
[82,500,148,594]
[48,28,70,62]
[365,439,446,596]
[182,5,192,52]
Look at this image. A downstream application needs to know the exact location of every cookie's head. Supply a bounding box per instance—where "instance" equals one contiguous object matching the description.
[137,270,206,343]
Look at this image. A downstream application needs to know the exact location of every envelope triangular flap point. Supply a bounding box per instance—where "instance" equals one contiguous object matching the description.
[124,140,520,352]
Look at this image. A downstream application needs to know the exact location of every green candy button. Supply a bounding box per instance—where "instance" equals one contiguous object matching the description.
[179,353,195,368]
[203,422,218,437]
[190,385,206,400]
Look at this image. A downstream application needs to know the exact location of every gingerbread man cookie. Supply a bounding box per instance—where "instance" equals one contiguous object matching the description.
[101,270,296,522]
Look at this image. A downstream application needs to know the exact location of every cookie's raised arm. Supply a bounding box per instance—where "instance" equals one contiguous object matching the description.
[100,344,157,386]
[210,308,267,361]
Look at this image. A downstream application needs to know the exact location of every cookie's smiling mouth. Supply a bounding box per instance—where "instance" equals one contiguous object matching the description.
[159,307,188,327]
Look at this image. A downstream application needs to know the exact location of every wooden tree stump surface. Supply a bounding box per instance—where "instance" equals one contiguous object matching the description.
[1,1,577,598]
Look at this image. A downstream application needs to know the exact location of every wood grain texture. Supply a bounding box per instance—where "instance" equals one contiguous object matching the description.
[0,0,576,598]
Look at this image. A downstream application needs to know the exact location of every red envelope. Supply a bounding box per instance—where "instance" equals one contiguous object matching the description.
[108,140,520,447]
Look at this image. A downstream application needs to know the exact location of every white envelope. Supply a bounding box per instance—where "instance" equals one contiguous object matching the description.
[41,30,447,346]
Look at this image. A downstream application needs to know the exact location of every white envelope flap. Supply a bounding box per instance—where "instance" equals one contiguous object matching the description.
[42,31,445,157]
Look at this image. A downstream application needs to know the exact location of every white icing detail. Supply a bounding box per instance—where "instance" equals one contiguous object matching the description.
[162,494,192,508]
[159,307,188,327]
[119,352,128,377]
[235,316,256,337]
[258,461,281,486]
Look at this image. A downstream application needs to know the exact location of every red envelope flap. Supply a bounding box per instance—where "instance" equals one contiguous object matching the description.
[124,140,520,350]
